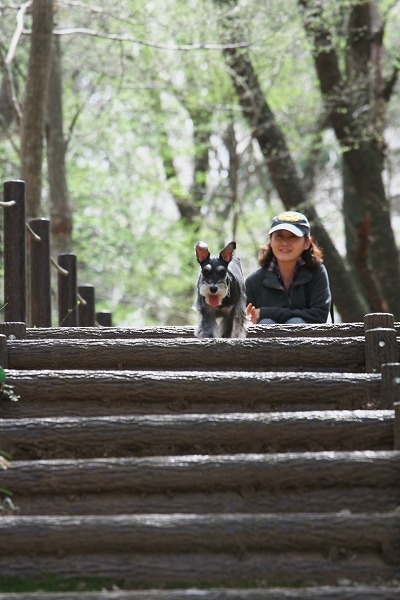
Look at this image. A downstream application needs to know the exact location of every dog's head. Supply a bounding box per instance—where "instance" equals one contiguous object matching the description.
[195,241,236,308]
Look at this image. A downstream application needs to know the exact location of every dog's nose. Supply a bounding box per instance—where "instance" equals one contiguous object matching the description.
[210,286,218,294]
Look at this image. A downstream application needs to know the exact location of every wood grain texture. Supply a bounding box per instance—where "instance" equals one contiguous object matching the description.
[365,328,398,373]
[1,513,399,559]
[0,550,398,584]
[0,410,392,459]
[7,338,367,371]
[0,370,381,420]
[1,586,400,599]
[11,486,400,517]
[25,323,371,339]
[4,451,400,495]
[0,321,26,339]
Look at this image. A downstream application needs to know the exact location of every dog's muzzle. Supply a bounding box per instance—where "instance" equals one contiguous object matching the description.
[199,282,228,307]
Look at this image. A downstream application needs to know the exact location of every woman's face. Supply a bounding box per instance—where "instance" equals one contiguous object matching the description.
[270,229,311,264]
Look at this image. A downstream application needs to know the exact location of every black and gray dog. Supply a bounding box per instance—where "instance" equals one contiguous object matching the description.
[194,241,247,338]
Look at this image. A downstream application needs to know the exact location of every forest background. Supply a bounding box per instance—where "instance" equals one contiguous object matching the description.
[1,0,400,326]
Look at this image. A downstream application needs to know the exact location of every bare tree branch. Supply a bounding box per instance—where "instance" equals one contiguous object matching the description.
[3,0,32,125]
[47,27,251,51]
[4,0,32,65]
[57,0,244,35]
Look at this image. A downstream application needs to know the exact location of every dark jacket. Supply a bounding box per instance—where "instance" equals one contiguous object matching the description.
[245,263,331,324]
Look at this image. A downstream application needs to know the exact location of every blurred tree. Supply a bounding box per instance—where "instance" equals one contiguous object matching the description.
[46,33,73,257]
[299,0,400,317]
[213,0,369,320]
[20,0,53,220]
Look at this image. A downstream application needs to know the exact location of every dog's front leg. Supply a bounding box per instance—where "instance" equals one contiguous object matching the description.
[196,307,219,338]
[219,310,234,338]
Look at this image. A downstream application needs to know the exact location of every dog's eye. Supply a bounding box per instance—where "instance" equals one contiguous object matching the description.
[202,265,212,276]
[216,266,226,277]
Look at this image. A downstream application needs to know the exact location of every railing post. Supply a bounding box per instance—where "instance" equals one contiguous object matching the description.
[3,180,26,323]
[394,401,400,450]
[57,253,77,327]
[0,334,7,368]
[78,285,95,327]
[365,327,397,373]
[96,311,112,327]
[0,323,26,339]
[364,312,395,331]
[381,363,400,410]
[28,218,51,327]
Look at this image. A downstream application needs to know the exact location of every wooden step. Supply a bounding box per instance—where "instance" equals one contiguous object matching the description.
[3,451,400,515]
[0,370,381,418]
[1,586,400,599]
[0,411,393,459]
[6,338,368,372]
[24,323,369,339]
[0,512,399,583]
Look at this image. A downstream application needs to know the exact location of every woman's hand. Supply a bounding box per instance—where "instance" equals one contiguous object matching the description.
[246,303,260,324]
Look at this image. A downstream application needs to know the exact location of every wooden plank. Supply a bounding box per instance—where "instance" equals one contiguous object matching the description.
[0,550,398,585]
[1,586,399,599]
[11,485,400,516]
[0,410,393,459]
[6,338,367,371]
[4,451,400,495]
[5,452,400,516]
[0,370,381,418]
[1,514,399,563]
[25,324,371,339]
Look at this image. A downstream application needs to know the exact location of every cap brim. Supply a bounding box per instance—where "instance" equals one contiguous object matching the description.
[269,223,307,237]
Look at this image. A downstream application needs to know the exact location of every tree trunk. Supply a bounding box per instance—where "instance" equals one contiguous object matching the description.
[46,34,73,257]
[187,106,212,220]
[0,75,14,129]
[213,0,368,321]
[156,92,211,229]
[342,2,388,312]
[19,0,53,220]
[299,0,400,319]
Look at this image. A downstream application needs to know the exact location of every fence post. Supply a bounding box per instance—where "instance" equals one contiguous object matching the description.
[364,312,395,331]
[57,253,77,327]
[380,363,400,410]
[3,180,26,323]
[28,218,51,328]
[394,401,400,450]
[365,327,398,373]
[0,323,26,339]
[96,311,112,327]
[78,285,95,327]
[0,334,7,368]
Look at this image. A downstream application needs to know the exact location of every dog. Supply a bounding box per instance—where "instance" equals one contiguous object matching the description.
[194,241,247,338]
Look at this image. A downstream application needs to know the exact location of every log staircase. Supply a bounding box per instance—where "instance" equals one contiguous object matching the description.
[1,315,400,599]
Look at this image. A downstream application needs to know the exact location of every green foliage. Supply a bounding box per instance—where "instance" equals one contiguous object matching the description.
[0,368,19,402]
[1,0,400,322]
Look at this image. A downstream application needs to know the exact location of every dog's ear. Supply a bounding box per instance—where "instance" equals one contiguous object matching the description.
[220,241,236,263]
[195,241,210,264]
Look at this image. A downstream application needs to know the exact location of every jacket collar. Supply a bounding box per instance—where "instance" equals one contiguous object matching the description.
[262,266,312,290]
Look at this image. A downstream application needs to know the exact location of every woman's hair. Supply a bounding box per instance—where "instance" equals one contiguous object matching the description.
[258,235,324,270]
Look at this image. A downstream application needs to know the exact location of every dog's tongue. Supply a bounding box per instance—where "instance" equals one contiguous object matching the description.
[208,295,220,307]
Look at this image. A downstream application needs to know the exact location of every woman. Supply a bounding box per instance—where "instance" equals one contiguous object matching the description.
[246,211,332,324]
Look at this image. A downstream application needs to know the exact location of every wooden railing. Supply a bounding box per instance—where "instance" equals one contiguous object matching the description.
[2,179,112,327]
